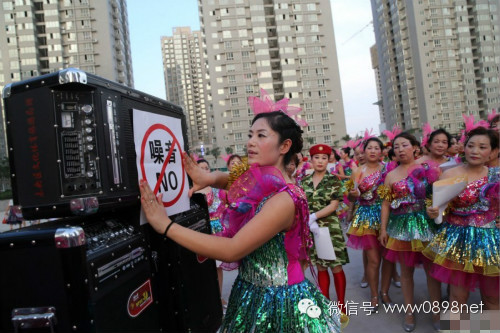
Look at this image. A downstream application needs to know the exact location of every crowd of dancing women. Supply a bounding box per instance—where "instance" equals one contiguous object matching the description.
[140,89,499,332]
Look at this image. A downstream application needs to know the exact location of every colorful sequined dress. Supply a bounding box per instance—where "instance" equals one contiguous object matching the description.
[336,160,356,221]
[346,166,386,250]
[423,168,499,297]
[206,188,227,234]
[296,162,312,186]
[218,165,341,332]
[380,164,439,266]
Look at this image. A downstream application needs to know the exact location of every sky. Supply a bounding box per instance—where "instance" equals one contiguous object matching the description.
[127,0,380,137]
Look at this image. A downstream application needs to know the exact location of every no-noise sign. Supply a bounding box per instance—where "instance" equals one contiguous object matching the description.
[133,109,190,222]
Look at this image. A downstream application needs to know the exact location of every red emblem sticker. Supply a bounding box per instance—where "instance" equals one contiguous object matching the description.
[196,254,208,263]
[127,279,153,318]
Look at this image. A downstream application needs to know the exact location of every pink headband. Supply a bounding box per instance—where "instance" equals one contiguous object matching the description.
[248,88,308,127]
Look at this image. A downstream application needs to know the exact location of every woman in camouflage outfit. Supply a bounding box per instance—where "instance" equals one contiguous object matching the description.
[302,144,350,318]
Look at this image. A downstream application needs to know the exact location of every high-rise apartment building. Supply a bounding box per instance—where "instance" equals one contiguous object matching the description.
[371,0,500,135]
[0,0,133,158]
[161,27,212,156]
[198,0,346,166]
[370,44,386,133]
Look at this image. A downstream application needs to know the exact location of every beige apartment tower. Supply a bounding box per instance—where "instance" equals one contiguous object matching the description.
[371,0,500,136]
[161,27,212,158]
[0,0,133,157]
[370,44,386,133]
[198,0,347,166]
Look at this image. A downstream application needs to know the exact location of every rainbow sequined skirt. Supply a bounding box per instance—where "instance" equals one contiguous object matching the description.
[423,221,500,297]
[384,211,436,266]
[219,276,341,332]
[346,204,381,250]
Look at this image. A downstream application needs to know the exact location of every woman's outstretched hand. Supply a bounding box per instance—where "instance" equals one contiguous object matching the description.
[183,152,214,196]
[139,179,170,234]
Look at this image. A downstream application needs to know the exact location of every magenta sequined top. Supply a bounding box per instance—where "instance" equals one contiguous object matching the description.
[390,178,423,214]
[390,163,440,215]
[296,162,312,184]
[357,169,384,206]
[218,165,313,284]
[445,168,499,228]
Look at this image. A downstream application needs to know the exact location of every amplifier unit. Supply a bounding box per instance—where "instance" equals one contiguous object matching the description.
[2,68,188,219]
[0,207,161,333]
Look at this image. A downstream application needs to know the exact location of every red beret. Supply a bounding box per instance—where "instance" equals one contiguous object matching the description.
[309,144,332,156]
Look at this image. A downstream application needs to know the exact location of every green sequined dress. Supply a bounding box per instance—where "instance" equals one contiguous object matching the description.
[219,186,341,332]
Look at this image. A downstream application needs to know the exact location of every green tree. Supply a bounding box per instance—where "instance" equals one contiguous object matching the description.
[209,146,221,165]
[225,146,233,154]
[306,137,314,145]
[341,134,351,143]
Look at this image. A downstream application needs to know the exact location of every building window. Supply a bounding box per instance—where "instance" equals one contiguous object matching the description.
[232,109,240,117]
[229,86,237,95]
[226,52,234,60]
[322,124,330,132]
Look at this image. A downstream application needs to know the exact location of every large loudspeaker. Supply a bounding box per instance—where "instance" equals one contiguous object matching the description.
[2,69,223,332]
[145,193,223,332]
[2,68,186,219]
[0,208,161,333]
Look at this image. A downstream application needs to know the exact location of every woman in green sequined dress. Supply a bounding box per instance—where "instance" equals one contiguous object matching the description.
[140,108,342,332]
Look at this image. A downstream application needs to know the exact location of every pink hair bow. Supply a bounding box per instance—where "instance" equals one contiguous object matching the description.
[382,125,402,141]
[459,114,489,143]
[421,123,433,147]
[463,114,489,132]
[343,139,361,149]
[363,128,375,141]
[248,88,308,127]
[221,154,231,163]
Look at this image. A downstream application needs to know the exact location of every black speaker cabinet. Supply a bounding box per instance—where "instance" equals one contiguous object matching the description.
[0,209,161,333]
[145,193,223,332]
[2,68,188,219]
